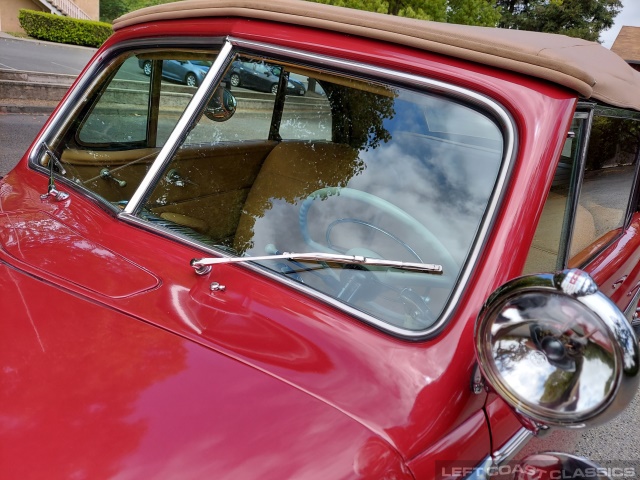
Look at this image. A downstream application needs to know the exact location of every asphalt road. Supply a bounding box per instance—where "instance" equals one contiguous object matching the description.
[0,112,47,175]
[0,35,95,74]
[1,35,639,474]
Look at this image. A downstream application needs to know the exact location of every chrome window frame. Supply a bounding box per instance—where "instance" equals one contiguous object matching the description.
[557,106,594,270]
[30,35,517,339]
[26,36,230,215]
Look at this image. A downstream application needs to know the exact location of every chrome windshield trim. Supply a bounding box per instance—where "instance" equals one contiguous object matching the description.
[121,37,517,339]
[123,38,234,214]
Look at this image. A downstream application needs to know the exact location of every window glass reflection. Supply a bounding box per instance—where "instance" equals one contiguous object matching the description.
[569,113,640,260]
[525,116,586,273]
[142,56,505,331]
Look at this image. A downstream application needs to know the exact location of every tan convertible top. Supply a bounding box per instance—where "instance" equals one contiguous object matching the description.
[113,0,640,111]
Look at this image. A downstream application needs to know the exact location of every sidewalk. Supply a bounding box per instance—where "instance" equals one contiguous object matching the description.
[0,67,71,115]
[0,31,98,51]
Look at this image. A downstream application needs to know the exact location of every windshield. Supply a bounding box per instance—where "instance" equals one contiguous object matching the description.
[136,53,505,332]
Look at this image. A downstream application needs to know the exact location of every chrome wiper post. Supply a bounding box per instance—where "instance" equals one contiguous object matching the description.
[40,142,69,202]
[191,252,444,276]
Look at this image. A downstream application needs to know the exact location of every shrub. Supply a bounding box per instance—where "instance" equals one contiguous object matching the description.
[18,10,112,48]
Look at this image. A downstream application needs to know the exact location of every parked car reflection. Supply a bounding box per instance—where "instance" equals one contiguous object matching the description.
[138,59,211,87]
[227,60,306,95]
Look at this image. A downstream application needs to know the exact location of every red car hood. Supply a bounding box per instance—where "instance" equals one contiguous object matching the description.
[0,262,410,479]
[0,172,489,474]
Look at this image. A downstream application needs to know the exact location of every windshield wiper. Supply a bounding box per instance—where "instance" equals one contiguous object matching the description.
[191,252,443,276]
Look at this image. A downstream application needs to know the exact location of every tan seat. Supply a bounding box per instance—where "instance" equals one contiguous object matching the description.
[233,141,360,254]
[524,192,596,273]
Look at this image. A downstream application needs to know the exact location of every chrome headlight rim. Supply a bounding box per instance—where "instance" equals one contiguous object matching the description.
[475,269,639,429]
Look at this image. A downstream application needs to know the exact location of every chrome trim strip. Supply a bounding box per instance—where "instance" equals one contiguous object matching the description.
[492,427,532,466]
[463,456,493,480]
[123,39,234,214]
[461,427,532,479]
[120,36,517,339]
[624,284,640,323]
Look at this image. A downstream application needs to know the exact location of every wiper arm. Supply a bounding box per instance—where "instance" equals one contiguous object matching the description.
[191,252,443,276]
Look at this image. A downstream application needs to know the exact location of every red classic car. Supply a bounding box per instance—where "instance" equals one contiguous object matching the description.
[1,0,639,478]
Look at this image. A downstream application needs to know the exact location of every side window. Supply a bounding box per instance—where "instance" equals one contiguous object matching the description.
[525,115,588,273]
[38,49,221,207]
[280,73,331,141]
[184,56,277,144]
[139,52,506,332]
[569,112,640,264]
[525,107,640,273]
[77,56,150,145]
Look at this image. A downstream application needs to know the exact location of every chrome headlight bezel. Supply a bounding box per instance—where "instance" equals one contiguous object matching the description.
[475,269,639,429]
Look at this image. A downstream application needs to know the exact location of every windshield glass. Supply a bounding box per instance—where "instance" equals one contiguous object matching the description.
[138,53,505,332]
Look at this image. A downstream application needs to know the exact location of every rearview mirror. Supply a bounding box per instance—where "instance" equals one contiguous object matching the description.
[204,88,237,122]
[475,269,639,431]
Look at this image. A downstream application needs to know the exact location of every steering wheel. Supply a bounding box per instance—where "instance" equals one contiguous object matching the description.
[297,187,459,329]
[298,187,458,329]
[299,187,459,289]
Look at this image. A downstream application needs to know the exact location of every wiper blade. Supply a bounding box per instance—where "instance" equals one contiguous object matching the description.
[191,252,443,276]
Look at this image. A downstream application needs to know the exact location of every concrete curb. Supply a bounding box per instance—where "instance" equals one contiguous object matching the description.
[0,105,54,114]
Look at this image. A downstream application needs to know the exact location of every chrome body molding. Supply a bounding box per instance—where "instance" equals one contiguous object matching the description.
[491,427,532,466]
[464,456,493,480]
[463,427,531,479]
[464,428,617,480]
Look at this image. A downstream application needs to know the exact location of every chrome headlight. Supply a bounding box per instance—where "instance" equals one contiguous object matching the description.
[475,269,639,429]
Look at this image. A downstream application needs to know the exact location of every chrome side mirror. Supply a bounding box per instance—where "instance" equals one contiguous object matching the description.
[204,88,237,122]
[475,269,639,430]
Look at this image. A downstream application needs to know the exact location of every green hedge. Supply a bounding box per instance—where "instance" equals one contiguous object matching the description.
[19,10,112,48]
